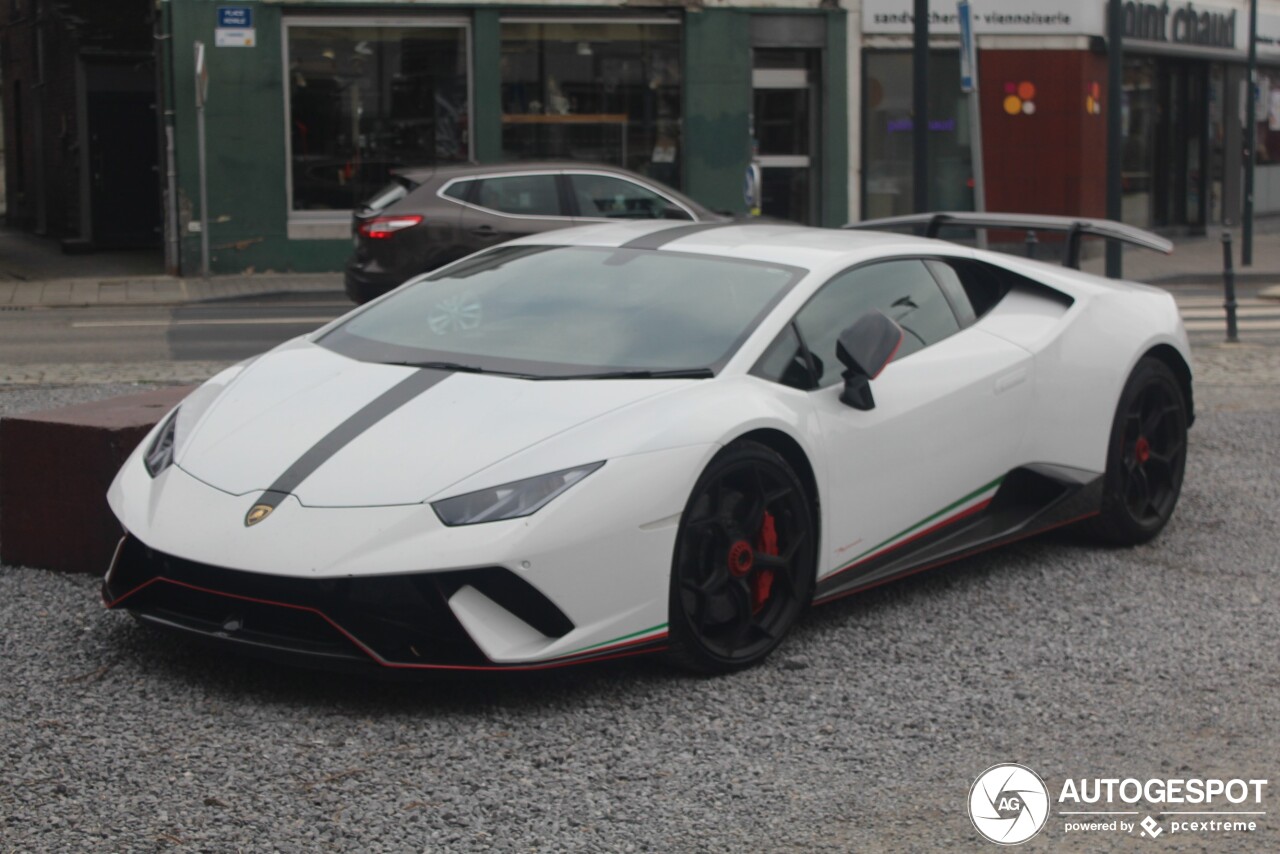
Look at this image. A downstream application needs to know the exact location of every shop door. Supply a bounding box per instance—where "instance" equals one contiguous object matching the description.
[1154,61,1208,231]
[752,49,820,225]
[86,61,161,247]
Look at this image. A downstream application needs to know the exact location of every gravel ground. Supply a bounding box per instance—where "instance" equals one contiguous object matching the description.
[1,363,1278,853]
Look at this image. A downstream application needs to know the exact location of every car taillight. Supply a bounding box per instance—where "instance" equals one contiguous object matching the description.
[358,215,423,239]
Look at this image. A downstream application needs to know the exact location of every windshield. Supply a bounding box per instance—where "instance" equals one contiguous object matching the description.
[320,245,805,378]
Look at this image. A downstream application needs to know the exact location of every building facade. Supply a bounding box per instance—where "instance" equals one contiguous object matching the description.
[5,0,1280,276]
[858,0,1280,234]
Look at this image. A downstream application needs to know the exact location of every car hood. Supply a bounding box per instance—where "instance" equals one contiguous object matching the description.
[175,343,684,507]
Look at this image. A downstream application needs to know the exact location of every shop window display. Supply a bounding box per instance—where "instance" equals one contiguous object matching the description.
[287,24,469,212]
[500,22,682,188]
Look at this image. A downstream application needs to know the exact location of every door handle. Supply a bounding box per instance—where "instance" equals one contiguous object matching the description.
[470,225,497,236]
[995,368,1028,394]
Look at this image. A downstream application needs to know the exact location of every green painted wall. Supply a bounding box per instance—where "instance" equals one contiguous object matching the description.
[682,10,752,217]
[472,10,503,164]
[171,1,312,274]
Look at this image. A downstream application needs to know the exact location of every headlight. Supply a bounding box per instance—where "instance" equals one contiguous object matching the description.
[143,408,180,478]
[431,462,604,526]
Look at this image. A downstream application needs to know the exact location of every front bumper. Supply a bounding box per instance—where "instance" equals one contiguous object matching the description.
[104,534,667,673]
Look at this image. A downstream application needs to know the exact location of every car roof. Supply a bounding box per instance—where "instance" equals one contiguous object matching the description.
[504,220,949,271]
[395,161,714,217]
[396,161,668,182]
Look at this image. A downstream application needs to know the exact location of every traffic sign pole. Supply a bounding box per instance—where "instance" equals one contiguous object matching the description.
[195,41,210,278]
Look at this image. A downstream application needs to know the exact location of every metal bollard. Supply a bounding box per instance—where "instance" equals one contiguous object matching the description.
[1222,230,1239,343]
[1024,230,1038,259]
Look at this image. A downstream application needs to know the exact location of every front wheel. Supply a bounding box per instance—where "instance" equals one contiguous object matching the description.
[666,442,816,673]
[1085,357,1189,545]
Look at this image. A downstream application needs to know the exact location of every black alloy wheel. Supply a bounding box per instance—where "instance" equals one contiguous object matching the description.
[1087,357,1188,545]
[667,442,816,673]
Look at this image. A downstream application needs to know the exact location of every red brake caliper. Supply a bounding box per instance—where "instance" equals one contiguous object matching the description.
[753,511,778,612]
[1135,435,1151,465]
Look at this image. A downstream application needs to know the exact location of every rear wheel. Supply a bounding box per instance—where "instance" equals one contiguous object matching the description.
[1085,357,1188,545]
[667,442,816,673]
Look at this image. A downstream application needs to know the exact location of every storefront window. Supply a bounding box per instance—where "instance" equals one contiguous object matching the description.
[286,23,469,212]
[1253,68,1280,166]
[500,21,682,188]
[1121,59,1157,228]
[863,51,973,218]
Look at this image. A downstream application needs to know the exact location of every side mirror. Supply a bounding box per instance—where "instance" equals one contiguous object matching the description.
[835,310,904,411]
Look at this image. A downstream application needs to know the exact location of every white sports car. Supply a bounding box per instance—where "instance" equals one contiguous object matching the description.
[103,217,1192,674]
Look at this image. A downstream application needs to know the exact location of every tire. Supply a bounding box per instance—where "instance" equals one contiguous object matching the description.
[1084,357,1189,545]
[666,441,816,674]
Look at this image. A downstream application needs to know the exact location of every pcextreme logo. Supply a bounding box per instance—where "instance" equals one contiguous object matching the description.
[969,764,1270,845]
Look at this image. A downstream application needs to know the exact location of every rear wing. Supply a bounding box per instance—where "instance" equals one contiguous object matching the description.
[843,212,1173,270]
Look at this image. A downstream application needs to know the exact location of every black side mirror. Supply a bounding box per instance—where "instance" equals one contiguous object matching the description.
[835,310,904,410]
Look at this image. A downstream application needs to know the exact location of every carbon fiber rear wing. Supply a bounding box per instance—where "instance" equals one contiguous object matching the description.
[843,212,1173,270]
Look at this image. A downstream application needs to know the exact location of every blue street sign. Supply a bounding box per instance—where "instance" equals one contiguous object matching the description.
[218,7,253,29]
[959,1,975,93]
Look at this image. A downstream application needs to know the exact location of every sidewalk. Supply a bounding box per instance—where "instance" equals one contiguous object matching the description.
[0,226,345,307]
[3,220,1280,308]
[1079,223,1280,296]
[0,272,346,307]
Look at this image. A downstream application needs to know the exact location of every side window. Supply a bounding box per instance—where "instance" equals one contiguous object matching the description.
[939,259,1016,318]
[793,260,961,387]
[472,174,561,216]
[570,173,689,220]
[441,180,472,202]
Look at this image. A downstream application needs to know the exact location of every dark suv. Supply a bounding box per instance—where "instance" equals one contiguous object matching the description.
[344,162,721,304]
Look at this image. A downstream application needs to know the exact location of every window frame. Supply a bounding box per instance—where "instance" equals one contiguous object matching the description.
[751,255,977,391]
[281,15,474,237]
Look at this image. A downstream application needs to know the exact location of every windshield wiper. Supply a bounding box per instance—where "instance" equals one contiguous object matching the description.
[388,360,537,378]
[542,368,716,380]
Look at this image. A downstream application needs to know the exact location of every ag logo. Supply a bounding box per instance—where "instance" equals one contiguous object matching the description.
[969,763,1050,845]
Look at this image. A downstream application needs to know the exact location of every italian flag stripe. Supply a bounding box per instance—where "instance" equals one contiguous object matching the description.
[831,475,1005,576]
[564,622,669,657]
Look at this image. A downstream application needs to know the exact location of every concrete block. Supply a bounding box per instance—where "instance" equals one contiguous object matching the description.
[0,386,195,574]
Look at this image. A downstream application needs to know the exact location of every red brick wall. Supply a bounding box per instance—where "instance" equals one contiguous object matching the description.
[978,49,1109,219]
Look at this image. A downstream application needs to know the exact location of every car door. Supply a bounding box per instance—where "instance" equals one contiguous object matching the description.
[454,171,575,251]
[784,258,1034,593]
[566,171,696,222]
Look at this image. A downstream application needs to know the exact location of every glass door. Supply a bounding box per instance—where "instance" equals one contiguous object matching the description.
[1153,60,1208,231]
[752,49,819,224]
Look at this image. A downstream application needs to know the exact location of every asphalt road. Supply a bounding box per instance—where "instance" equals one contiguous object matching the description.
[0,293,350,365]
[0,355,1277,851]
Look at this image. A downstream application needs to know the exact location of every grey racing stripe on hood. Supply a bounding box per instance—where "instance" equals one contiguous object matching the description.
[619,221,736,250]
[251,367,452,511]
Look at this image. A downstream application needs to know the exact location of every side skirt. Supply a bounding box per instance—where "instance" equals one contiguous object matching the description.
[813,465,1103,605]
